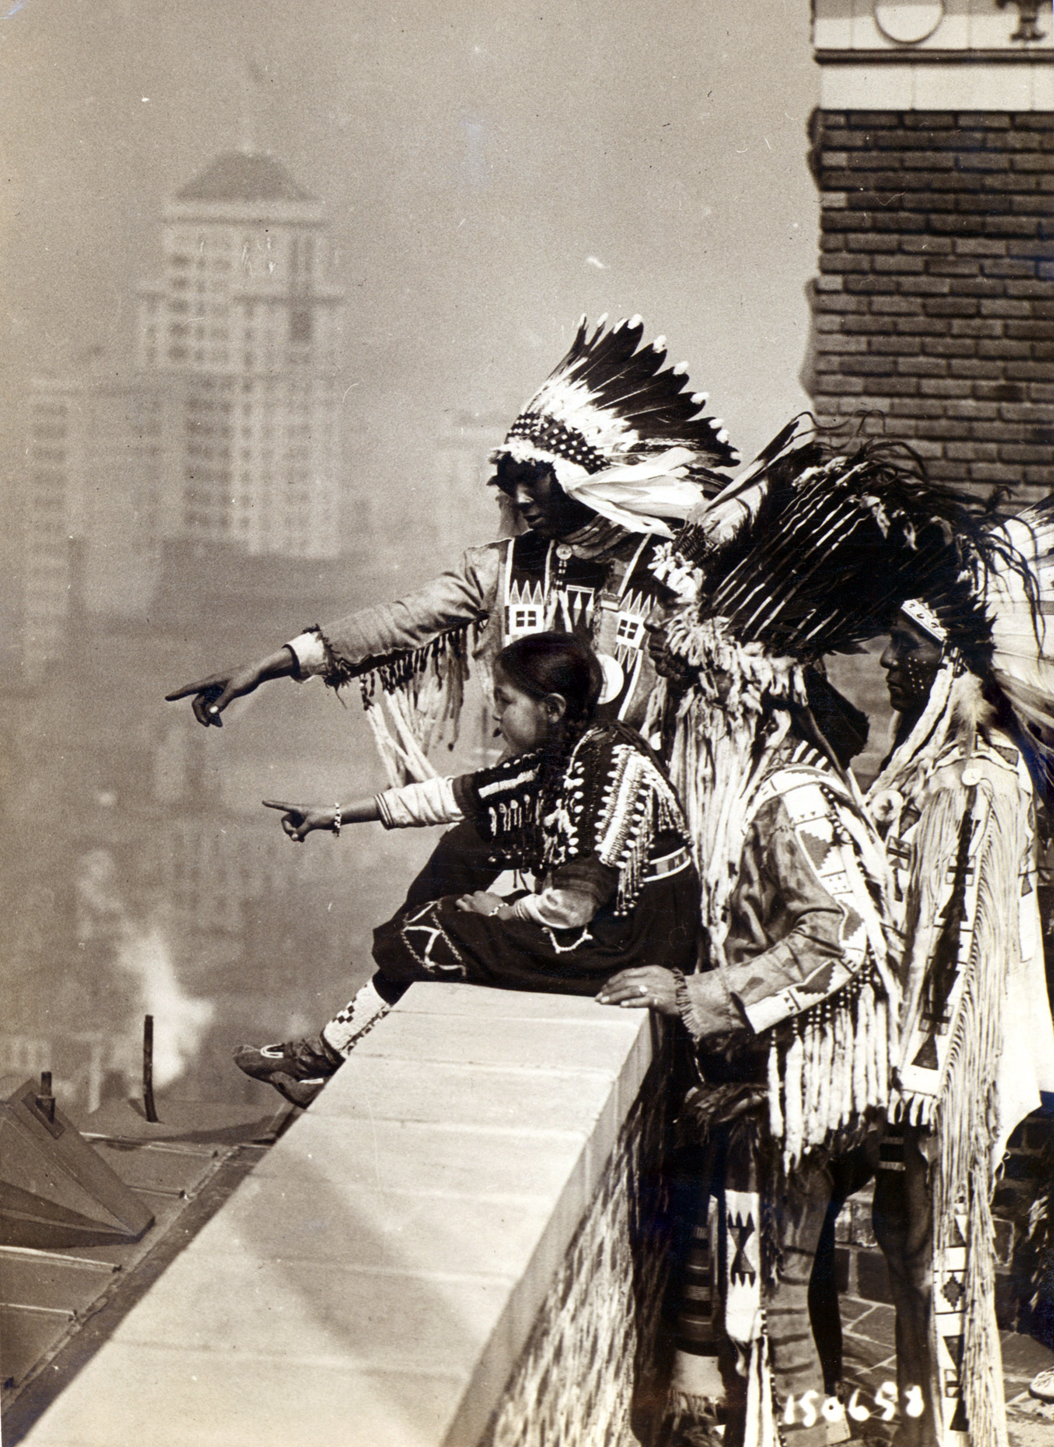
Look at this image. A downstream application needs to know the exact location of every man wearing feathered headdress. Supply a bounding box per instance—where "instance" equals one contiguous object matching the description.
[865,507,1054,1447]
[600,430,1050,1447]
[167,315,736,765]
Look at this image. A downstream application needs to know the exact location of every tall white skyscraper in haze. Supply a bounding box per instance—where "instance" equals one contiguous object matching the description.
[21,151,346,682]
[23,372,165,681]
[136,151,345,559]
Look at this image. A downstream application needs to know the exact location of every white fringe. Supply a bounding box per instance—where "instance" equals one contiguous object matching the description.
[772,975,892,1171]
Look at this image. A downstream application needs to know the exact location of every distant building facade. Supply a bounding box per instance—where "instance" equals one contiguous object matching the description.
[136,151,345,559]
[21,151,346,682]
[431,410,511,556]
[23,373,166,682]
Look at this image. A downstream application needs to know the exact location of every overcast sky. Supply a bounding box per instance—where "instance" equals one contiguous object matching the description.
[0,0,819,534]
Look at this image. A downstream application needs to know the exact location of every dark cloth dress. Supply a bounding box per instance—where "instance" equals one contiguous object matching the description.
[371,721,700,996]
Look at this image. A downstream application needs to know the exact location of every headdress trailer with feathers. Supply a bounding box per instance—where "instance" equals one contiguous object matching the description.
[489,315,739,537]
[984,496,1054,795]
[661,417,1054,800]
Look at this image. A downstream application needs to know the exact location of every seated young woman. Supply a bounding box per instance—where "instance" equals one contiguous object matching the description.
[236,632,700,1105]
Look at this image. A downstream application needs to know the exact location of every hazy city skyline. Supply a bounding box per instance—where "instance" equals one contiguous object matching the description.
[1,2,817,536]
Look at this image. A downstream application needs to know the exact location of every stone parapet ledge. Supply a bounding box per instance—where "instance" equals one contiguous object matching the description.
[21,983,662,1447]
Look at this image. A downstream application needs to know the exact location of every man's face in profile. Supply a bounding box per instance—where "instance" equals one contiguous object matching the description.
[881,615,944,716]
[493,460,596,538]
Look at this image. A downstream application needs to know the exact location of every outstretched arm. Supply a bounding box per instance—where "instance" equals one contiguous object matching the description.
[263,797,382,842]
[166,648,298,727]
[167,544,501,727]
[266,772,469,842]
[290,545,498,687]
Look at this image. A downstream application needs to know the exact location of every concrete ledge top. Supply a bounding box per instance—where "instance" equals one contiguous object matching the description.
[21,984,658,1447]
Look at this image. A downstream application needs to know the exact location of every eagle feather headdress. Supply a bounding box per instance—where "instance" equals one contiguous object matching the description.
[986,497,1054,794]
[491,314,739,536]
[667,418,1039,664]
[352,315,739,785]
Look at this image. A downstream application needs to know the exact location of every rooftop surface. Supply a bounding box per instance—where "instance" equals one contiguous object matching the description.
[2,1095,291,1444]
[12,984,656,1447]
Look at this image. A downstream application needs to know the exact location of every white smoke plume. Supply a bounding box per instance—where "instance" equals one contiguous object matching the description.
[114,924,215,1090]
[77,849,214,1091]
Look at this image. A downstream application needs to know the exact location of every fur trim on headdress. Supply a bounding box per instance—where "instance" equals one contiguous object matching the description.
[654,617,806,965]
[663,614,807,713]
[649,540,706,604]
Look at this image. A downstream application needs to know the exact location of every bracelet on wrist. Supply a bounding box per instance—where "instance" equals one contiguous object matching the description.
[332,804,341,837]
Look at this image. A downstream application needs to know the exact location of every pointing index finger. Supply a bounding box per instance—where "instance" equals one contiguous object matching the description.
[171,676,227,699]
[262,799,300,812]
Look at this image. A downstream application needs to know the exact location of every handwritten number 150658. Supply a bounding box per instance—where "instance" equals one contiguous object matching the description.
[783,1384,925,1427]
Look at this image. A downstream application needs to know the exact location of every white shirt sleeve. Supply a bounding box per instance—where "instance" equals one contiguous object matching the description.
[375,776,464,829]
[286,630,329,678]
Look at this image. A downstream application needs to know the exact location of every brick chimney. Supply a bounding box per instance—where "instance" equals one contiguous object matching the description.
[806,1,1054,504]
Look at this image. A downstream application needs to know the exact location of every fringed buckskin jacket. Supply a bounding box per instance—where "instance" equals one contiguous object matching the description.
[677,739,895,1167]
[876,726,1054,1170]
[283,521,674,731]
[868,718,1054,1447]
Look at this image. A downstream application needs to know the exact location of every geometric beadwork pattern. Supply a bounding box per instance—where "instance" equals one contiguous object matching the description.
[478,1051,672,1447]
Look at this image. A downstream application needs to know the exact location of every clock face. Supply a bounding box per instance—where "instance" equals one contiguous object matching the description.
[873,0,945,43]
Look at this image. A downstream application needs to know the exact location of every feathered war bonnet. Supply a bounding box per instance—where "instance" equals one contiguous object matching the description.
[488,315,740,537]
[971,495,1054,798]
[660,419,1035,698]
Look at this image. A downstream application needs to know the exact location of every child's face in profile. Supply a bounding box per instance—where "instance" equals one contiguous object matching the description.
[492,665,561,754]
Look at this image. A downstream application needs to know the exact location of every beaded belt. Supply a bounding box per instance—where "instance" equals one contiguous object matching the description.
[643,846,692,883]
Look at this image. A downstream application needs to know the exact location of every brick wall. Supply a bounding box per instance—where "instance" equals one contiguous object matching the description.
[479,1054,671,1447]
[806,100,1054,1335]
[805,109,1054,506]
